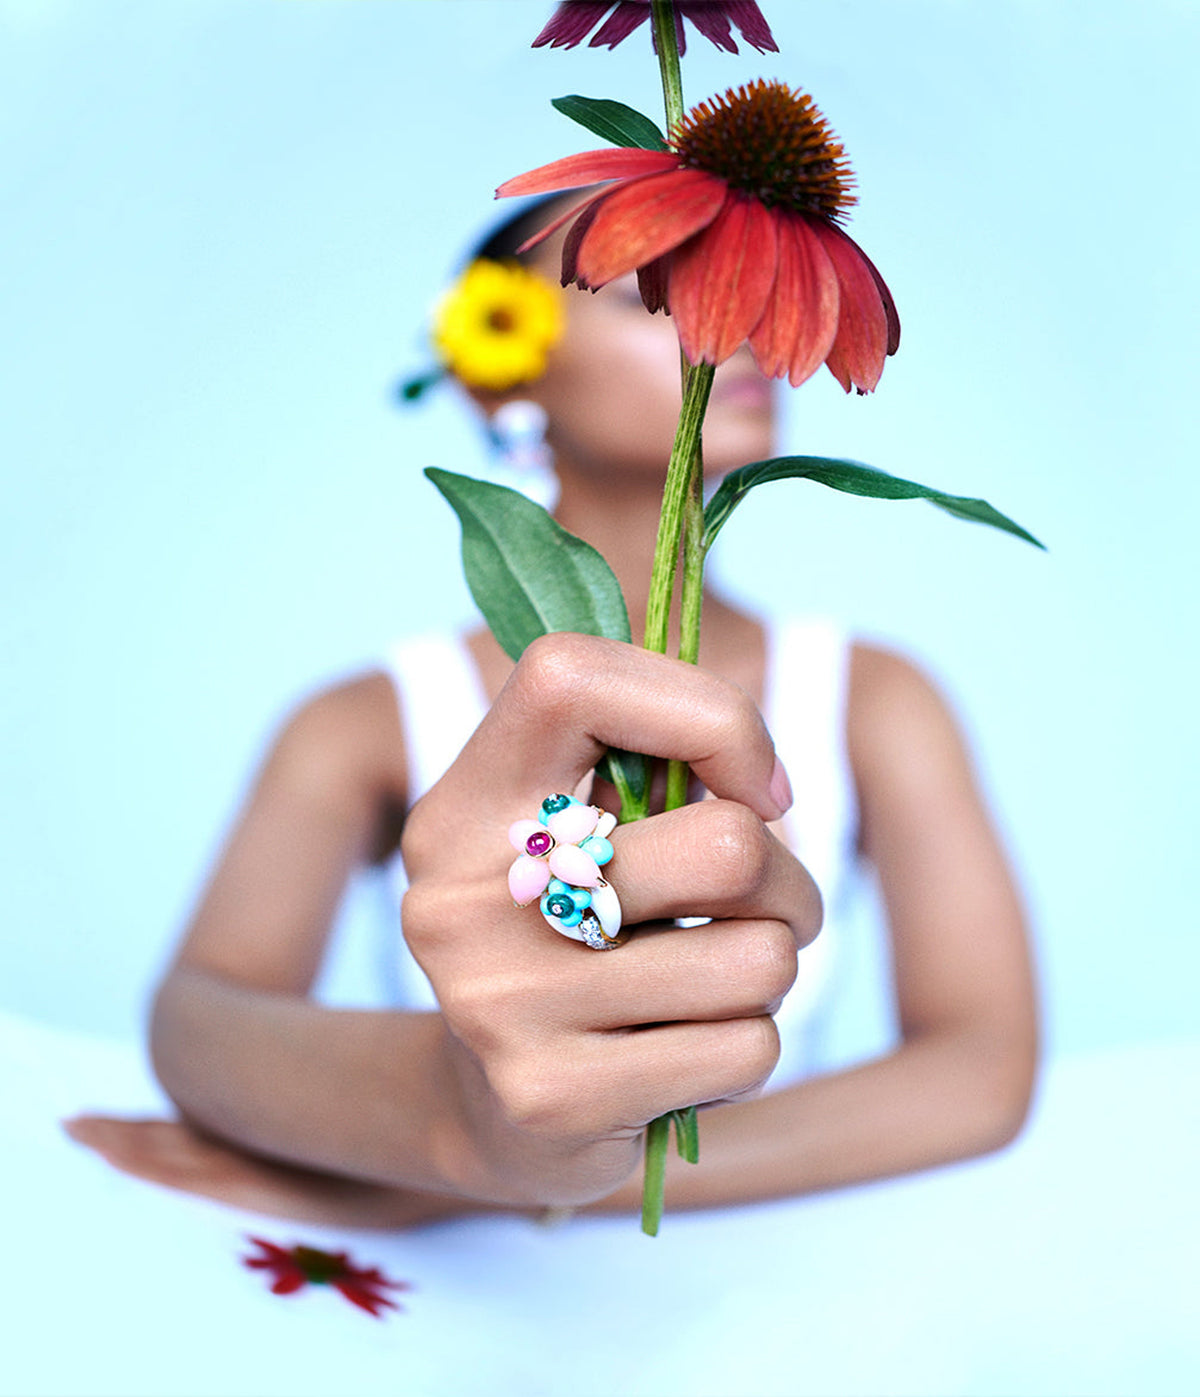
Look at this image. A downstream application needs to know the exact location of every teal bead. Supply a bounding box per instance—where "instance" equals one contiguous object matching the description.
[543,891,575,920]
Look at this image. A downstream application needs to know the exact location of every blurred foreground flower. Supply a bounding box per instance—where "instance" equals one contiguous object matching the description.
[433,259,564,391]
[498,79,899,393]
[533,1,777,54]
[242,1236,411,1317]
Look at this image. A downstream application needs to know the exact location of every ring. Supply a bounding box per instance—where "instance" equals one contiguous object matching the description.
[507,794,624,950]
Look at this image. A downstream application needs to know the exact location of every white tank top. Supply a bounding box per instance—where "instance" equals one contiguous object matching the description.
[381,620,858,1090]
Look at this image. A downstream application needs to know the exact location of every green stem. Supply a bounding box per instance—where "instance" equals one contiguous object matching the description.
[663,423,707,811]
[649,0,686,135]
[641,1113,671,1236]
[641,1,705,1238]
[642,362,715,657]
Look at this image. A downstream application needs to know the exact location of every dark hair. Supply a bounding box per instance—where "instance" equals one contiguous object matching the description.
[469,193,575,266]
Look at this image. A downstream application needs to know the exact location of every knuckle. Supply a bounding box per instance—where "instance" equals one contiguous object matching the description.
[742,919,800,1005]
[724,1015,782,1099]
[488,1057,579,1138]
[398,794,442,876]
[793,868,825,949]
[696,800,773,899]
[704,684,767,756]
[513,632,595,717]
[397,881,455,959]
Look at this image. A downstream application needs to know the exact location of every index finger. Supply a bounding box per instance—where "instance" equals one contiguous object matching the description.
[429,633,791,825]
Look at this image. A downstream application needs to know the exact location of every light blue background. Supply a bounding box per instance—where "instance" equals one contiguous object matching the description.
[2,0,1197,1063]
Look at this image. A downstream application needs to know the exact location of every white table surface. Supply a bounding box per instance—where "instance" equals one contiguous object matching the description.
[1,1010,1195,1397]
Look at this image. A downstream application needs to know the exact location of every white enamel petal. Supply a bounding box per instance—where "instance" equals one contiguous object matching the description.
[589,880,622,938]
[542,907,587,942]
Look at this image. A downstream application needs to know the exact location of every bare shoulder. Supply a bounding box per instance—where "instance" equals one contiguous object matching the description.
[845,642,984,845]
[847,642,971,769]
[268,671,409,838]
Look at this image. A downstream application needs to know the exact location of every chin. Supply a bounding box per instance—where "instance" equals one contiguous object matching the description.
[703,428,776,477]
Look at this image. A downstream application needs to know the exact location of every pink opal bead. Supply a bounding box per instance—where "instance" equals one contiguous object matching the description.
[546,801,599,845]
[548,842,602,888]
[508,819,543,854]
[508,854,552,906]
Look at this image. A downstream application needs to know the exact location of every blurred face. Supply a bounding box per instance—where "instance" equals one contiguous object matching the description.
[523,246,776,485]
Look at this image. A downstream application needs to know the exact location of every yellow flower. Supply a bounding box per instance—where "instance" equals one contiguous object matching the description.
[433,259,564,391]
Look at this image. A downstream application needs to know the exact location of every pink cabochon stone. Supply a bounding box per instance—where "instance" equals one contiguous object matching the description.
[508,854,552,906]
[508,819,544,854]
[548,842,602,888]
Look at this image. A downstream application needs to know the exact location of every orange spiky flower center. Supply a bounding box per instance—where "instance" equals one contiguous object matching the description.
[672,79,857,221]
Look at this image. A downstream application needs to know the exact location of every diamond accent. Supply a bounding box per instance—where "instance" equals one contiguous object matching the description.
[579,913,620,951]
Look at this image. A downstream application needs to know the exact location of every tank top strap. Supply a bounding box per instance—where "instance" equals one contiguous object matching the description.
[763,617,857,900]
[381,633,491,804]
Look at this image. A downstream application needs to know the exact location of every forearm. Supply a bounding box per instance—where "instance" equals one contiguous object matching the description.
[150,966,476,1196]
[591,1025,1037,1214]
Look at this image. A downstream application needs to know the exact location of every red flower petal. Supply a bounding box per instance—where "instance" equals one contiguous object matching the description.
[244,1236,292,1263]
[749,212,839,387]
[333,1280,402,1318]
[575,168,727,287]
[270,1273,307,1296]
[496,148,680,200]
[637,254,671,314]
[560,199,602,285]
[668,194,779,366]
[516,188,609,262]
[851,239,901,356]
[811,220,890,393]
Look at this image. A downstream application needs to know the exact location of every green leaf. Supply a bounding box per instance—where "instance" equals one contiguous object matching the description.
[426,468,647,804]
[703,456,1045,553]
[551,94,669,151]
[671,1106,700,1163]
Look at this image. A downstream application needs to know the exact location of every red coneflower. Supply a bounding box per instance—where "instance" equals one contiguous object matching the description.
[532,1,777,54]
[497,79,900,394]
[241,1237,411,1318]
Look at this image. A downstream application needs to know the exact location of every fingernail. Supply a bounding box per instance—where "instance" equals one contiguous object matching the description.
[768,755,793,817]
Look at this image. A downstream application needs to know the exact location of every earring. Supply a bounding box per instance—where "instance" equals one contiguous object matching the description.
[486,400,558,509]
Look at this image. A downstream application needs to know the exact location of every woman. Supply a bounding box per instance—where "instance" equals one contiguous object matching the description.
[67,202,1038,1226]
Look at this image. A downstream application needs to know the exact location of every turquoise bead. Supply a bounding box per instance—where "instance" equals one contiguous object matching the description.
[578,835,613,866]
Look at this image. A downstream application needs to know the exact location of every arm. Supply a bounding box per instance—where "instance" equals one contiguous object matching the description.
[589,643,1039,1211]
[145,672,476,1192]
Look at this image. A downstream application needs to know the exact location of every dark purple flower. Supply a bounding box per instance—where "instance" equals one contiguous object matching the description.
[532,2,778,55]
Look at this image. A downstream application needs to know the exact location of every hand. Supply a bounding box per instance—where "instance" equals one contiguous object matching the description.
[401,632,821,1208]
[63,1114,479,1229]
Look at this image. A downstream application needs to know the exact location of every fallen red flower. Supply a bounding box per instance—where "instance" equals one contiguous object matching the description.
[497,79,899,394]
[241,1236,411,1318]
[532,1,777,55]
